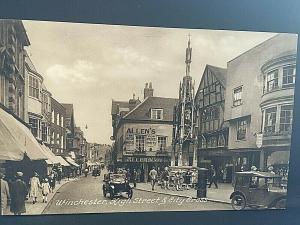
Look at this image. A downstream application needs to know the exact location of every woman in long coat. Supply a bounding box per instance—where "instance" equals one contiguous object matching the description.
[29,172,41,204]
[0,171,10,215]
[10,172,27,215]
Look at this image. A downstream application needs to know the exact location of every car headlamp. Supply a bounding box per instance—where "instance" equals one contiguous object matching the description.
[111,185,115,189]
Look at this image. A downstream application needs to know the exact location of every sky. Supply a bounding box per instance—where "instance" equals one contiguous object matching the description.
[22,20,275,144]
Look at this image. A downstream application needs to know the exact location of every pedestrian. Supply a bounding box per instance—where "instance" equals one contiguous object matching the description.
[41,178,51,203]
[132,169,138,188]
[137,168,141,182]
[29,172,41,204]
[10,172,27,215]
[84,168,88,177]
[149,167,158,191]
[268,166,275,174]
[174,171,181,191]
[48,172,56,193]
[0,170,10,215]
[208,165,218,189]
[57,168,62,184]
[126,168,131,182]
[191,170,197,188]
[222,167,227,183]
[160,167,169,189]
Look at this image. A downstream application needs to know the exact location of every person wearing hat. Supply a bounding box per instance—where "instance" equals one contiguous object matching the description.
[10,172,27,215]
[208,165,218,189]
[41,178,51,203]
[268,166,275,174]
[29,172,41,204]
[0,170,10,215]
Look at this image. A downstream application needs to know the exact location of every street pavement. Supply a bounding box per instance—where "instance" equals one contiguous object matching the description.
[136,182,233,204]
[42,174,232,214]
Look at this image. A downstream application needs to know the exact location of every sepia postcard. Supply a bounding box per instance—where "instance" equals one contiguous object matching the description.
[0,19,297,215]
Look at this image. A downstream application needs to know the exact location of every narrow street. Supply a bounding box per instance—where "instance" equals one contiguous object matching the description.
[43,174,231,214]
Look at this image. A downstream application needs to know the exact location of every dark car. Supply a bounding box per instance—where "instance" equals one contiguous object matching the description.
[92,168,101,177]
[230,171,287,210]
[102,173,133,199]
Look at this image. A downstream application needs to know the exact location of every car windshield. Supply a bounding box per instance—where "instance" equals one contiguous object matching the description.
[111,174,126,181]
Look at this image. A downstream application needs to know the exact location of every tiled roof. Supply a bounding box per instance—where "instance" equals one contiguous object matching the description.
[207,64,227,87]
[111,100,129,115]
[123,96,178,122]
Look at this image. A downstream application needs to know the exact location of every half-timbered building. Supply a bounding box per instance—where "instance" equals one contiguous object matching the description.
[195,65,233,182]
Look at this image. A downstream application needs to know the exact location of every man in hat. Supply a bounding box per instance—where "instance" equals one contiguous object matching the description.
[208,165,218,189]
[10,172,27,215]
[0,169,10,215]
[29,172,41,204]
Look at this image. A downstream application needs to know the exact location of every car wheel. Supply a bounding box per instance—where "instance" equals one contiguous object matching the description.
[231,194,246,210]
[128,189,133,199]
[109,190,114,200]
[275,199,286,209]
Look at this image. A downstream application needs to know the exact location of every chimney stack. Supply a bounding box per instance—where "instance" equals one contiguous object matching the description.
[144,81,154,99]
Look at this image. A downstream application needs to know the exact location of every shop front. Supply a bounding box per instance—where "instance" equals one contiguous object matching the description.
[122,156,170,182]
[197,149,234,183]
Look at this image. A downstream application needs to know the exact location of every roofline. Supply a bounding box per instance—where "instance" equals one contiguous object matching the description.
[228,34,280,63]
[122,96,178,119]
[25,62,44,81]
[122,96,149,119]
[195,64,227,97]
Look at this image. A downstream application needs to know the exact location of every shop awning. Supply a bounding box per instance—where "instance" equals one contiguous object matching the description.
[65,156,80,167]
[55,156,70,167]
[0,107,48,161]
[40,144,61,165]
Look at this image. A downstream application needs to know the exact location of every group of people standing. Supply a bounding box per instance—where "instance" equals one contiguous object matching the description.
[0,170,58,215]
[148,167,198,191]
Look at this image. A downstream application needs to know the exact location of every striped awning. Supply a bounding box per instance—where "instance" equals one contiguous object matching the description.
[0,107,48,161]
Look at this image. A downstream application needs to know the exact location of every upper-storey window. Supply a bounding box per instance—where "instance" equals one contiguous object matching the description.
[237,119,247,140]
[135,135,145,152]
[282,66,296,87]
[151,108,163,120]
[29,75,39,99]
[264,107,277,134]
[264,69,278,93]
[279,105,293,133]
[233,86,242,107]
[157,136,167,151]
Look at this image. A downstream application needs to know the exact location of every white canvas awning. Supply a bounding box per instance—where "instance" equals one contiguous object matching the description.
[55,156,70,167]
[65,156,80,167]
[0,107,48,161]
[40,144,60,165]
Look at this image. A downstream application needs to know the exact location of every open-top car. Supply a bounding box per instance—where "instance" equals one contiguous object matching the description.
[230,171,287,210]
[102,172,133,199]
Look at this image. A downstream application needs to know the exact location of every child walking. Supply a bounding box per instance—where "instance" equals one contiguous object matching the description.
[41,178,51,203]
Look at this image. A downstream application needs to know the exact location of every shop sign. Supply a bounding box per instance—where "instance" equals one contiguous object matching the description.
[126,127,156,135]
[256,133,263,148]
[123,156,170,163]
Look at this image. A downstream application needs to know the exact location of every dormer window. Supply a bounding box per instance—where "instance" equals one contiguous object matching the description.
[151,108,163,120]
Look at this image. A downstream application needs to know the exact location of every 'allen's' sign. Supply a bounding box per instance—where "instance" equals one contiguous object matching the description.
[126,128,156,135]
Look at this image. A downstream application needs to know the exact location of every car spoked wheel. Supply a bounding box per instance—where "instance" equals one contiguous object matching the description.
[110,190,114,200]
[127,189,133,199]
[275,199,286,209]
[231,194,246,210]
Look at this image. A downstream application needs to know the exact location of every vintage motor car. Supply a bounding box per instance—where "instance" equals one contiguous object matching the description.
[102,173,133,199]
[230,171,287,210]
